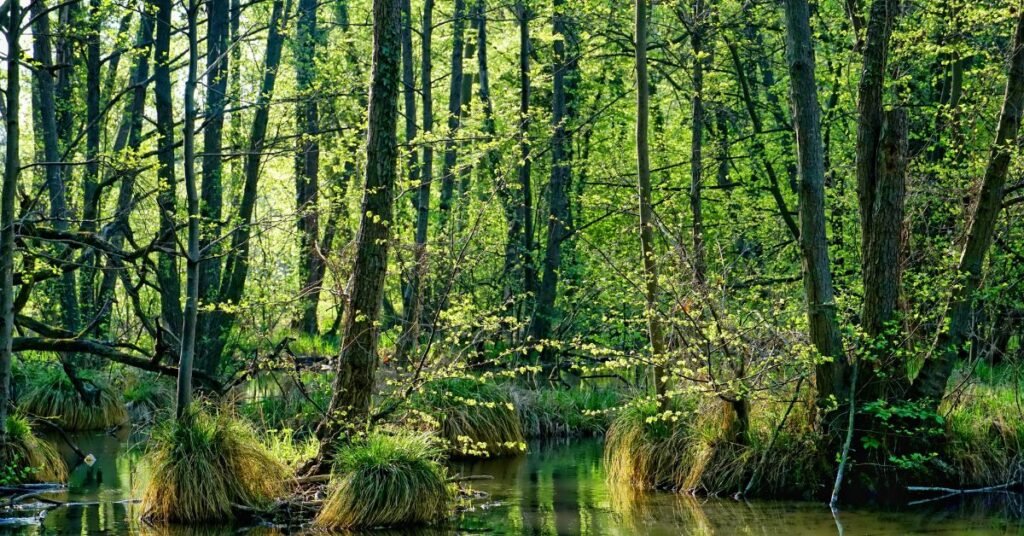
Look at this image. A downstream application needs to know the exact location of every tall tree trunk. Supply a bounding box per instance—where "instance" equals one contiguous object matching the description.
[1,0,21,435]
[437,0,466,236]
[517,1,536,316]
[856,0,906,400]
[32,0,91,401]
[689,0,707,286]
[198,0,230,361]
[635,0,667,401]
[203,0,291,373]
[912,10,1024,405]
[295,0,322,335]
[396,0,432,364]
[782,0,848,417]
[79,0,102,321]
[154,0,183,346]
[96,12,156,339]
[319,0,402,443]
[178,0,201,418]
[530,0,577,373]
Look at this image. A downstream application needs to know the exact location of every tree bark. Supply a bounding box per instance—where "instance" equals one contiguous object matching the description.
[689,0,707,286]
[912,10,1024,405]
[635,0,667,401]
[517,1,536,312]
[295,0,322,335]
[1,0,21,435]
[782,0,848,416]
[198,0,230,351]
[437,0,466,236]
[530,0,577,372]
[153,0,183,345]
[395,0,434,364]
[319,0,402,438]
[178,0,201,419]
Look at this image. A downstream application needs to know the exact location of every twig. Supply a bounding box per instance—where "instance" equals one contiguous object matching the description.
[907,481,1021,495]
[830,360,859,509]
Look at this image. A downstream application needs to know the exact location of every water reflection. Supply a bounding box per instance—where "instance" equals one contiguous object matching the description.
[4,434,1024,534]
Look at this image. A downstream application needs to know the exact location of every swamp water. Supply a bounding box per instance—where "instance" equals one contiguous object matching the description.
[1,433,1022,534]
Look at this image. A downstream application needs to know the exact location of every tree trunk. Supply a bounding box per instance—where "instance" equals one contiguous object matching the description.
[1,0,21,435]
[395,0,434,364]
[782,0,848,417]
[319,0,402,443]
[79,0,102,321]
[198,0,230,354]
[178,0,201,419]
[689,0,706,286]
[202,0,291,373]
[530,0,577,373]
[295,0,322,335]
[437,0,466,236]
[517,1,536,316]
[635,0,667,401]
[912,10,1024,405]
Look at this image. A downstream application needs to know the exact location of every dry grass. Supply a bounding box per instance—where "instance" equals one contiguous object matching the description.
[140,407,288,524]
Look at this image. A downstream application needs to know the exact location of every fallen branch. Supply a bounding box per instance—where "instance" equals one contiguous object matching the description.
[907,481,1021,495]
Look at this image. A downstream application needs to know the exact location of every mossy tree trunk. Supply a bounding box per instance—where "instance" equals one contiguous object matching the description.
[319,0,402,443]
[0,0,21,436]
[295,0,323,336]
[782,0,848,422]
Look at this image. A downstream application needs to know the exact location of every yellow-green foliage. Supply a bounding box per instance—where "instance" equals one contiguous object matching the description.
[20,370,127,431]
[412,377,525,457]
[0,414,67,484]
[315,432,452,530]
[141,407,288,524]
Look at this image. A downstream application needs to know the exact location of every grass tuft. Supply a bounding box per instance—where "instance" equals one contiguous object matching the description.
[140,406,288,524]
[0,414,67,484]
[410,377,525,457]
[19,369,127,431]
[315,432,452,530]
[513,386,621,438]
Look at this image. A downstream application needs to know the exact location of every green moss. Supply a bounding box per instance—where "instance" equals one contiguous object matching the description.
[315,432,452,530]
[140,406,288,524]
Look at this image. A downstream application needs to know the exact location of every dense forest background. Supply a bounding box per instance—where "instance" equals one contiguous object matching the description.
[2,0,1024,519]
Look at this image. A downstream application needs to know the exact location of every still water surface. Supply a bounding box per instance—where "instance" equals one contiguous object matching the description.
[2,432,1022,534]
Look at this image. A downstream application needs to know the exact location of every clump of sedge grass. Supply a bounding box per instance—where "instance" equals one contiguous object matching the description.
[315,432,452,530]
[604,397,696,489]
[20,369,127,431]
[943,382,1024,487]
[140,406,288,524]
[0,414,67,484]
[124,375,174,423]
[411,377,525,457]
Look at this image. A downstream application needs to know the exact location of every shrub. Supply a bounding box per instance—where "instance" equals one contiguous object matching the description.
[140,406,288,523]
[315,432,452,530]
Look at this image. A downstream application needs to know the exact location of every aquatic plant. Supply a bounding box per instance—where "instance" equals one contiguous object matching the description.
[315,432,452,530]
[410,377,525,457]
[0,414,67,484]
[140,406,288,523]
[20,368,128,431]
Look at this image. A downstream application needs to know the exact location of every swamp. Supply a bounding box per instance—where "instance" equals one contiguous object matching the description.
[2,0,1024,532]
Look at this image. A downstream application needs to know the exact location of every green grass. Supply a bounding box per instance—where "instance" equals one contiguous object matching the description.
[513,386,622,438]
[0,414,67,484]
[236,372,331,433]
[943,382,1024,487]
[409,377,525,457]
[19,368,127,431]
[140,406,288,524]
[315,432,452,530]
